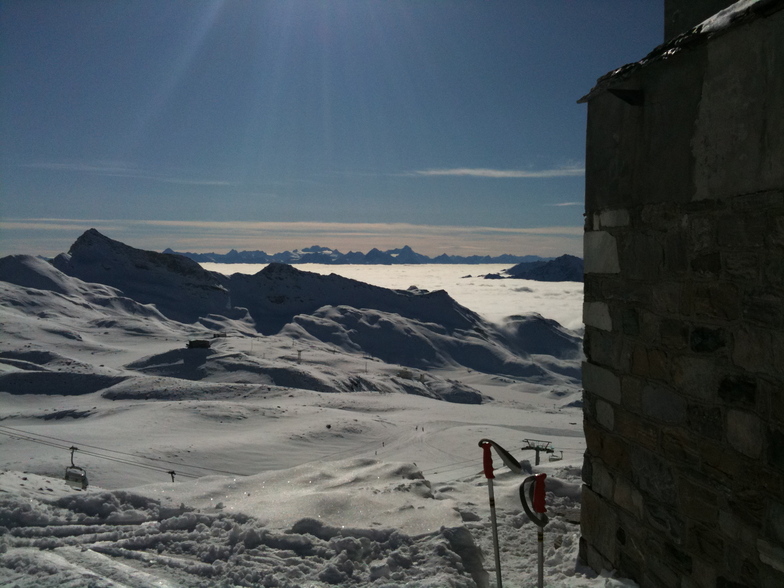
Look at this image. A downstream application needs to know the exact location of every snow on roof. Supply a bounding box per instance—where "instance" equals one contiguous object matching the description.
[578,0,784,103]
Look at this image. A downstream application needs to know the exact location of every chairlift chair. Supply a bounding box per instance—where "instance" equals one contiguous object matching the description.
[64,465,88,490]
[64,445,88,490]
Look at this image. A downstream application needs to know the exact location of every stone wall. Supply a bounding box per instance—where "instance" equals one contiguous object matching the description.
[580,7,784,588]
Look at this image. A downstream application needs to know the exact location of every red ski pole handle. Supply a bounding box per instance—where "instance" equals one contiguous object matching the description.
[480,441,494,479]
[532,473,547,514]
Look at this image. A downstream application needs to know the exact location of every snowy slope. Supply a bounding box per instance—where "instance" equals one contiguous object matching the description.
[0,231,634,587]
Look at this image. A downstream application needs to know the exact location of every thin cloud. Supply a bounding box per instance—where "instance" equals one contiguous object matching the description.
[546,202,583,207]
[2,218,583,258]
[410,166,585,178]
[19,161,235,187]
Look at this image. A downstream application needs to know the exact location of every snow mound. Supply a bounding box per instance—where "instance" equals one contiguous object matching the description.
[0,469,483,587]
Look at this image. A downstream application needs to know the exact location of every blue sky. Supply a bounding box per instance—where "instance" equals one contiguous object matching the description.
[1,0,662,257]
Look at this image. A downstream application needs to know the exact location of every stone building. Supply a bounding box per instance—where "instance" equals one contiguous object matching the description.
[578,0,784,586]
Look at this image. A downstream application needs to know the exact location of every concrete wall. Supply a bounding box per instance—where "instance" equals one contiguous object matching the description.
[581,8,784,588]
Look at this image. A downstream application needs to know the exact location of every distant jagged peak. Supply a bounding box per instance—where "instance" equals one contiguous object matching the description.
[164,243,553,265]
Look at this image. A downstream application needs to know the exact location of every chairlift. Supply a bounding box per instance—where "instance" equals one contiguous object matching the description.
[64,446,88,490]
[548,450,564,462]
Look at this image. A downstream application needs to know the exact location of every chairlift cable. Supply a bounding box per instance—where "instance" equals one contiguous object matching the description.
[0,425,245,477]
[0,428,203,479]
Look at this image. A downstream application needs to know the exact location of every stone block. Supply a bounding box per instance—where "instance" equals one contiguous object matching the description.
[690,558,717,588]
[718,375,757,407]
[621,233,664,280]
[642,383,687,424]
[726,409,764,458]
[585,231,621,274]
[732,326,784,376]
[687,523,725,565]
[631,446,677,504]
[760,565,784,588]
[582,452,593,486]
[671,355,720,400]
[651,282,683,315]
[600,208,631,228]
[690,216,715,252]
[644,501,685,545]
[581,486,618,564]
[584,421,603,456]
[584,328,622,370]
[592,459,614,498]
[646,551,682,588]
[583,361,622,404]
[621,376,644,413]
[718,510,757,546]
[640,203,681,230]
[690,326,726,353]
[701,441,747,486]
[716,578,755,588]
[614,475,644,519]
[768,378,784,426]
[679,478,718,524]
[731,190,784,211]
[742,292,783,328]
[584,301,612,331]
[765,253,784,288]
[665,230,689,274]
[692,283,740,321]
[691,251,722,278]
[687,403,723,441]
[769,216,784,248]
[765,500,784,545]
[596,399,615,431]
[757,539,784,574]
[660,319,690,350]
[723,252,760,281]
[616,407,660,451]
[662,429,702,466]
[602,433,631,472]
[716,214,767,248]
[768,428,784,472]
[622,307,640,336]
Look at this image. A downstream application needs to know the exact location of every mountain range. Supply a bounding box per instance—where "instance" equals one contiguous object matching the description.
[3,229,582,387]
[163,244,549,265]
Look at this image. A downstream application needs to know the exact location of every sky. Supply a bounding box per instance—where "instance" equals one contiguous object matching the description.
[0,0,662,258]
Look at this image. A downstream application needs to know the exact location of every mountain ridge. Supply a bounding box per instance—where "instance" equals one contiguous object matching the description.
[163,244,557,265]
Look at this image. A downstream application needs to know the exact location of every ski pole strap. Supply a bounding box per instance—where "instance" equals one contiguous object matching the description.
[478,438,523,475]
[480,441,495,479]
[519,474,549,528]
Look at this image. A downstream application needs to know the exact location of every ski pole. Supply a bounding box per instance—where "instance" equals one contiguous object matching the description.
[479,440,503,588]
[520,473,548,588]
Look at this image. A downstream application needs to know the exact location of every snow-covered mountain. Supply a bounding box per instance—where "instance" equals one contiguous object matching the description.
[53,229,230,323]
[487,254,584,283]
